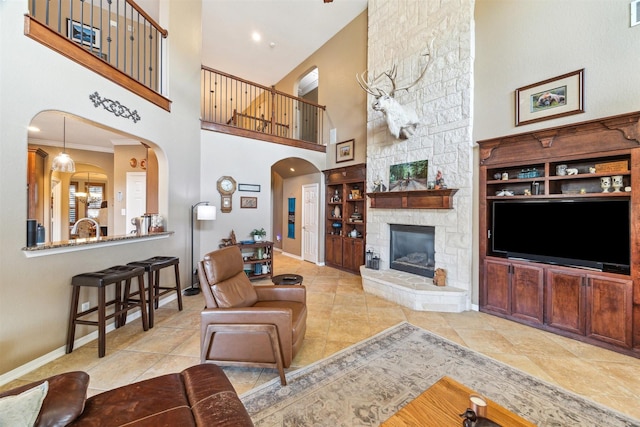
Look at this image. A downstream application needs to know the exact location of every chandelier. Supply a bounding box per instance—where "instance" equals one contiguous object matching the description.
[75,172,101,205]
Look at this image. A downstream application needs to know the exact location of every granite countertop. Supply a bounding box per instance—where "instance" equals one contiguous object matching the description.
[22,231,174,252]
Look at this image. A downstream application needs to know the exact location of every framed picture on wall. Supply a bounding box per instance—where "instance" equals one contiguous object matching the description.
[515,69,584,126]
[66,19,101,50]
[336,139,355,163]
[240,196,257,208]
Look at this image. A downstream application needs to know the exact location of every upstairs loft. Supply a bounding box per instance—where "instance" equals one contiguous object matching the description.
[24,0,327,152]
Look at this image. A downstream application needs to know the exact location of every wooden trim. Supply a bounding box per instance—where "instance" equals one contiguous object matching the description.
[368,189,458,209]
[201,121,326,152]
[126,0,168,38]
[24,15,171,112]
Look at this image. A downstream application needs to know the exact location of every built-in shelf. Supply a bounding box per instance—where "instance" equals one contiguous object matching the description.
[368,189,458,209]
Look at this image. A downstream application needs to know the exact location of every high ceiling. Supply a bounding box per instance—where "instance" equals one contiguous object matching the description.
[202,0,368,85]
[28,0,368,176]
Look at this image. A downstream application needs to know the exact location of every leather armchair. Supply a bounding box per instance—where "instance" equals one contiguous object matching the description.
[198,246,307,385]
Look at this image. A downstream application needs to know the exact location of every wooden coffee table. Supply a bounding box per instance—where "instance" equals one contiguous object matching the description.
[381,376,535,426]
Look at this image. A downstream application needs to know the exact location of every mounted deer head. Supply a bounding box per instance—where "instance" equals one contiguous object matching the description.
[356,40,434,140]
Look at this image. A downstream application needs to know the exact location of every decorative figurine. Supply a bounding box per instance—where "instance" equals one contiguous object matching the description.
[435,170,446,189]
[372,177,387,192]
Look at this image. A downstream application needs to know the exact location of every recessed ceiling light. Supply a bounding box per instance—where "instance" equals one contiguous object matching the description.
[290,168,295,172]
[252,31,261,42]
[28,126,40,132]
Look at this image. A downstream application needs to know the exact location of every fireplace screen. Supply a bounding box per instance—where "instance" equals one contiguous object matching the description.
[389,224,435,278]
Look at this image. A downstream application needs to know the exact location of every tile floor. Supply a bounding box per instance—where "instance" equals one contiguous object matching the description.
[3,252,640,421]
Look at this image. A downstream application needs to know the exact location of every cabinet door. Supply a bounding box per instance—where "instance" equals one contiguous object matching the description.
[545,269,585,335]
[586,275,633,348]
[483,259,511,315]
[343,238,364,272]
[326,235,343,267]
[510,263,544,325]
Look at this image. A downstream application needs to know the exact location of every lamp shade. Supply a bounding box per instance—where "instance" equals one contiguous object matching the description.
[196,205,217,220]
[51,152,76,173]
[51,117,75,172]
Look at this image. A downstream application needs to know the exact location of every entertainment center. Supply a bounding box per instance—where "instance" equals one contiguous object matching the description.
[478,111,640,356]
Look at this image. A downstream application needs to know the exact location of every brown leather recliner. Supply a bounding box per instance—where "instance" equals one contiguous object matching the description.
[198,246,307,385]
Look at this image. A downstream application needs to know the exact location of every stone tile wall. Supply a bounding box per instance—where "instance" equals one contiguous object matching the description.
[364,0,474,293]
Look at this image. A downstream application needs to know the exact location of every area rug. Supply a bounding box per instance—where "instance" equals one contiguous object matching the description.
[240,322,640,426]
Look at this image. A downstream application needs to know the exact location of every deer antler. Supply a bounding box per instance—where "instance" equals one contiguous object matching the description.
[356,70,385,97]
[387,39,435,97]
[357,39,435,98]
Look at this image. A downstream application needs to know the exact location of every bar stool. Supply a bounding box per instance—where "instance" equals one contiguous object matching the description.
[127,256,182,328]
[66,265,148,358]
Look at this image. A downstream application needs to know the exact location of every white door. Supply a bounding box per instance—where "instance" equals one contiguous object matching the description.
[126,172,147,233]
[302,183,319,263]
[51,179,61,242]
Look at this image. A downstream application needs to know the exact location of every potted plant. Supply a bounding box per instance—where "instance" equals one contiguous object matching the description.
[251,228,266,241]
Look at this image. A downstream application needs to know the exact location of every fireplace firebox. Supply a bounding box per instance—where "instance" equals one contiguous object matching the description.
[389,224,435,278]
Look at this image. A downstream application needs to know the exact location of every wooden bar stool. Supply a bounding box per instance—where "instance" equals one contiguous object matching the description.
[127,256,182,328]
[66,265,148,358]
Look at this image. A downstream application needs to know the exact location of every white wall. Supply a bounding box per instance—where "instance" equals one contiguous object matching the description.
[198,132,326,259]
[0,0,202,375]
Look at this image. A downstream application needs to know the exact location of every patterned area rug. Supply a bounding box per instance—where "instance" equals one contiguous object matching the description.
[240,322,640,427]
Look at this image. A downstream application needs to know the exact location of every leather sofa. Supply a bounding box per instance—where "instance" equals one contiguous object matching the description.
[198,245,307,385]
[0,364,254,427]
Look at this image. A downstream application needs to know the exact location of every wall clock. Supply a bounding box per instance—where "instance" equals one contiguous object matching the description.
[217,176,236,213]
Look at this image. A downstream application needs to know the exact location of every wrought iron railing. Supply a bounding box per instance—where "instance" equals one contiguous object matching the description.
[28,0,167,96]
[201,66,326,145]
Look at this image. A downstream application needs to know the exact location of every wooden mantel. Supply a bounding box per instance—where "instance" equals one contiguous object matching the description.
[368,189,458,209]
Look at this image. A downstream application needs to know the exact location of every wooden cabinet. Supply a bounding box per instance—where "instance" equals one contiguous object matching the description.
[478,111,640,357]
[546,268,633,348]
[324,164,366,274]
[237,241,273,281]
[545,268,585,335]
[27,148,47,224]
[483,258,544,325]
[586,274,633,348]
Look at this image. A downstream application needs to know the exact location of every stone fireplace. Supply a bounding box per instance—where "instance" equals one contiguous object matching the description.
[360,0,474,313]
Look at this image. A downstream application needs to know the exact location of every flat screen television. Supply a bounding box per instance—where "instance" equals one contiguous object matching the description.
[491,199,630,274]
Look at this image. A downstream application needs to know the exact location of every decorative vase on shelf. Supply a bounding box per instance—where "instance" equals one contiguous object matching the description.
[333,205,341,218]
[600,176,612,193]
[612,175,623,192]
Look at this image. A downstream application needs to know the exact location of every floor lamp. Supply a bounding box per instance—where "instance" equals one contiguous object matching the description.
[184,201,217,296]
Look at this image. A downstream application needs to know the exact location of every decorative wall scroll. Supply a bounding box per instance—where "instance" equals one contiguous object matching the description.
[89,92,141,123]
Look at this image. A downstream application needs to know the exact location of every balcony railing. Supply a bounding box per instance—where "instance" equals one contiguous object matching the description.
[201,66,326,148]
[26,0,169,110]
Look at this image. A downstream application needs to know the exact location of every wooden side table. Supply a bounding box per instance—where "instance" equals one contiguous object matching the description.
[271,274,303,285]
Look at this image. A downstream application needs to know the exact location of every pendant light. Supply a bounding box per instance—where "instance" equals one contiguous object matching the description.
[51,117,76,172]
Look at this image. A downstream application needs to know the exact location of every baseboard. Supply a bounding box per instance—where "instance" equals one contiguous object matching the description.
[0,293,177,386]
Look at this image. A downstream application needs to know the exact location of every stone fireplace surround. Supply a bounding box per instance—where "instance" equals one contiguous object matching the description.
[361,209,469,313]
[361,0,474,313]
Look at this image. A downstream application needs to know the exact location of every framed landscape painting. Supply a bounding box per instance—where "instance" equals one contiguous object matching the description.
[389,160,428,191]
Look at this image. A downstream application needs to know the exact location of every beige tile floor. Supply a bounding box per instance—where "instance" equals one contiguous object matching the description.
[3,252,640,421]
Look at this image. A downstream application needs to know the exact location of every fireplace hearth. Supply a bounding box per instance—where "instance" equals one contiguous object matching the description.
[389,224,435,278]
